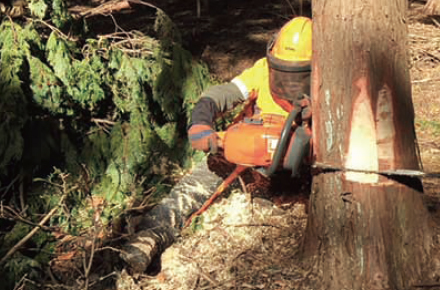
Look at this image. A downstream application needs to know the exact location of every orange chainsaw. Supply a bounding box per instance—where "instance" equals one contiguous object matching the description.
[185,106,312,227]
[217,107,312,176]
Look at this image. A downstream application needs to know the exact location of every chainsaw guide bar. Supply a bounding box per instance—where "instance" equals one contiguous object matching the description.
[312,162,440,179]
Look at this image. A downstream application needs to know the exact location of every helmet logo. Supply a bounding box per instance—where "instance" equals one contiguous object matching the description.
[293,33,300,44]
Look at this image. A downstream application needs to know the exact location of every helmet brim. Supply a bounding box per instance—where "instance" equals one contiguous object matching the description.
[266,34,312,72]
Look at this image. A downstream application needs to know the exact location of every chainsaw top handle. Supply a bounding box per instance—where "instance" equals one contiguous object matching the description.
[259,105,302,176]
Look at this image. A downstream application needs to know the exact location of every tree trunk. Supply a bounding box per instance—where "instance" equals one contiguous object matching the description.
[302,0,434,289]
[424,0,440,15]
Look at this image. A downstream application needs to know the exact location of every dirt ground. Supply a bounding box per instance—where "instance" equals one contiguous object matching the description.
[408,4,440,196]
[112,1,440,290]
[41,1,440,289]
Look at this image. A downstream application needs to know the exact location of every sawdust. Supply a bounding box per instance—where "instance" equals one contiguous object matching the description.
[112,2,440,289]
[139,191,309,290]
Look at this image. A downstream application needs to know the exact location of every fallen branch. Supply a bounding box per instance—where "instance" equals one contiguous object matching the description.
[88,271,118,288]
[0,178,70,266]
[223,223,283,228]
[413,282,440,288]
[91,118,116,126]
[1,205,54,231]
[420,48,440,61]
[82,230,97,290]
[69,0,132,18]
[69,0,164,20]
[12,274,41,290]
[0,174,20,199]
[412,77,440,83]
[32,19,76,41]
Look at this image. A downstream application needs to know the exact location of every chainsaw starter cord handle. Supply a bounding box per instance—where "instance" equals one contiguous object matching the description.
[260,105,302,176]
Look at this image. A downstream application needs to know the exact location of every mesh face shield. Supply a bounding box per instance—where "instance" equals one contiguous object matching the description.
[268,67,311,102]
[267,37,311,105]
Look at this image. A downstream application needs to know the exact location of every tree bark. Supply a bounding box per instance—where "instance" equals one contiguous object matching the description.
[424,0,440,15]
[302,0,434,289]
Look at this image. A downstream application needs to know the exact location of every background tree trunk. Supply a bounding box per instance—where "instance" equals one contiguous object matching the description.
[302,0,434,289]
[424,0,440,15]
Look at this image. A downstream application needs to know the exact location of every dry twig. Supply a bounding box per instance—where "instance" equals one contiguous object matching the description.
[0,174,20,199]
[223,223,282,228]
[32,19,76,41]
[71,0,132,18]
[412,77,440,83]
[412,282,440,288]
[0,190,69,266]
[0,174,71,266]
[1,205,54,231]
[82,231,97,290]
[88,271,118,287]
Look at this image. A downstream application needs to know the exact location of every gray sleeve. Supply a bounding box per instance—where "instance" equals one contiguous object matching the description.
[201,82,246,114]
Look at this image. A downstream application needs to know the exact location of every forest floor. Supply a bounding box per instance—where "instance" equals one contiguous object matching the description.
[44,1,440,289]
[113,1,440,290]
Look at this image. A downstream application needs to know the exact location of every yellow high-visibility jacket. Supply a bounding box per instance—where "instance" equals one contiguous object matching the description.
[231,58,289,118]
[190,57,288,127]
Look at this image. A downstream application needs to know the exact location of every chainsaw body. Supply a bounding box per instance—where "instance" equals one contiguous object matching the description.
[218,114,312,175]
[185,108,312,226]
[221,117,283,167]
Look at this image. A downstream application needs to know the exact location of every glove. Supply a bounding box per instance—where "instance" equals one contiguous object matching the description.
[300,97,312,120]
[188,124,218,154]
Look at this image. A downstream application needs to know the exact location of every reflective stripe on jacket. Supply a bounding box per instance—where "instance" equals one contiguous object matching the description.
[190,58,288,128]
[232,58,289,118]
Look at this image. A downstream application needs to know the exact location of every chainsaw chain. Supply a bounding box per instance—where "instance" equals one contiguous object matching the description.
[312,162,440,179]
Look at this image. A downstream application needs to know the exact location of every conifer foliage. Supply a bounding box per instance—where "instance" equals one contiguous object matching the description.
[0,0,211,286]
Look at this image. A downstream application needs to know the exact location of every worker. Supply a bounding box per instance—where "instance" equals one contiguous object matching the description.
[188,16,312,170]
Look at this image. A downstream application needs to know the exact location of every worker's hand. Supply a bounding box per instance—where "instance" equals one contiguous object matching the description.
[188,124,219,154]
